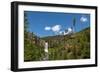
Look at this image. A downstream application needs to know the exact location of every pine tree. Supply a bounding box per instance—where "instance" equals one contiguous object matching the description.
[73,17,76,33]
[24,12,29,32]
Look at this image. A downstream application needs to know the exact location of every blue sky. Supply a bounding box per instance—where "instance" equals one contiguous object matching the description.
[24,11,90,37]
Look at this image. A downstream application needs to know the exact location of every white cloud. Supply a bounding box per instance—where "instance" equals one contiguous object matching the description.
[63,27,73,35]
[44,25,62,35]
[59,31,63,34]
[68,28,72,32]
[51,25,61,33]
[44,26,51,31]
[80,16,88,22]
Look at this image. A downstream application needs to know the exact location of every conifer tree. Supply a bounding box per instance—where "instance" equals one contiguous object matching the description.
[73,17,76,33]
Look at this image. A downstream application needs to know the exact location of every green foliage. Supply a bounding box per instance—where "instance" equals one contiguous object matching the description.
[24,12,45,62]
[43,27,90,60]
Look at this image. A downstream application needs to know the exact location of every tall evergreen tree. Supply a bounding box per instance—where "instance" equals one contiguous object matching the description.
[73,17,76,33]
[24,12,29,32]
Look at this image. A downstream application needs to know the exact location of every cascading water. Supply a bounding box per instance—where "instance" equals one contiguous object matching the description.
[43,42,49,60]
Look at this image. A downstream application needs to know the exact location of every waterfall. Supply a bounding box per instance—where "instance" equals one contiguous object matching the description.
[43,42,49,60]
[44,42,48,53]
